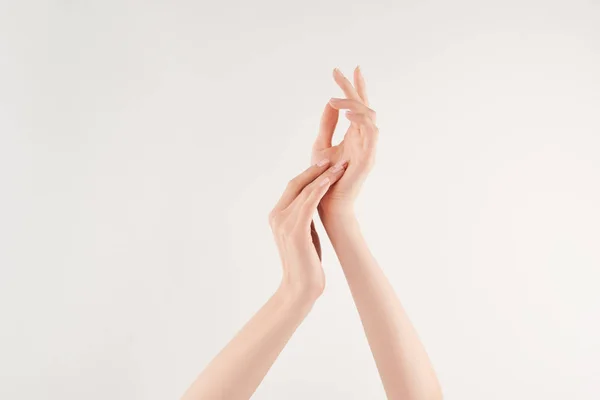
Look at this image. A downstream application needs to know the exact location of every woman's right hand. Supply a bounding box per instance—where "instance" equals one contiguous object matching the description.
[183,158,347,400]
[269,158,348,300]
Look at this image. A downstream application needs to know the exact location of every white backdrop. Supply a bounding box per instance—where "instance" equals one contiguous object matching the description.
[1,1,599,399]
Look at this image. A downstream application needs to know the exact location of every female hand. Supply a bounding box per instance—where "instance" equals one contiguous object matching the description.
[269,158,348,298]
[311,67,379,215]
[182,159,347,400]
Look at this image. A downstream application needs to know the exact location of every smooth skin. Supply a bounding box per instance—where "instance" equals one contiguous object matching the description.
[315,67,443,400]
[182,67,442,400]
[181,160,348,400]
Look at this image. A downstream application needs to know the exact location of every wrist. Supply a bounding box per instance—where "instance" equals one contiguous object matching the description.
[318,196,355,215]
[319,205,357,228]
[319,208,363,253]
[277,279,322,308]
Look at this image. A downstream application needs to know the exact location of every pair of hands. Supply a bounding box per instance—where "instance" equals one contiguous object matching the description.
[184,66,442,400]
[269,67,378,299]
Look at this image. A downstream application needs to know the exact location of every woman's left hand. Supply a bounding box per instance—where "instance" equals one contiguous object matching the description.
[311,67,379,215]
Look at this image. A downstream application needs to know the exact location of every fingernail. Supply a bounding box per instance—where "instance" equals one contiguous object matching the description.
[331,160,347,173]
[316,158,330,167]
[319,177,331,187]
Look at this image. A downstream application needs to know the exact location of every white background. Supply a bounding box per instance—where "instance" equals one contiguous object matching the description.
[1,1,599,399]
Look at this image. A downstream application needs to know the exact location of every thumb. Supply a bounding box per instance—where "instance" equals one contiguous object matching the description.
[313,103,338,150]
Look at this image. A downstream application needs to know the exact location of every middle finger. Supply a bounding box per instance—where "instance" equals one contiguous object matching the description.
[333,68,363,103]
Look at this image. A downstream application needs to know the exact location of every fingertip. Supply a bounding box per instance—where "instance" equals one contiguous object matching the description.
[328,98,341,109]
[333,68,347,82]
[332,67,340,79]
[331,159,348,174]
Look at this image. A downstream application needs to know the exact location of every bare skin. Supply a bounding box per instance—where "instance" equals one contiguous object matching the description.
[182,67,442,400]
[181,160,348,400]
[314,67,443,400]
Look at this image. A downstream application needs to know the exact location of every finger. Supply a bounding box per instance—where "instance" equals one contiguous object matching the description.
[353,66,370,107]
[274,159,331,211]
[333,68,362,102]
[329,98,376,121]
[313,102,339,150]
[291,160,348,225]
[345,111,379,147]
[345,111,378,135]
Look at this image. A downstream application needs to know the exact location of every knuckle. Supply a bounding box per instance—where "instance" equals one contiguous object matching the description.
[286,177,299,190]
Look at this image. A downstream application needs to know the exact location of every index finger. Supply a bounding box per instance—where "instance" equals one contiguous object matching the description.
[273,159,331,211]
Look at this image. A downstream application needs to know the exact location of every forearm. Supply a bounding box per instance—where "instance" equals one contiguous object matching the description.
[182,284,317,400]
[183,159,347,400]
[322,211,442,400]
